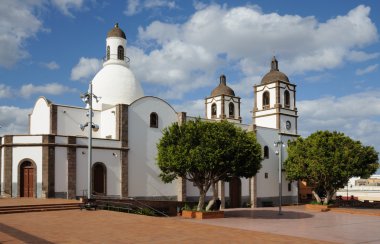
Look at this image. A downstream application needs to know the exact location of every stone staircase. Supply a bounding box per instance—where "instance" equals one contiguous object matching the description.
[0,203,80,214]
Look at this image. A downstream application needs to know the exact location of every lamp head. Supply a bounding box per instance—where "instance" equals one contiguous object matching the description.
[92,124,99,132]
[80,122,88,131]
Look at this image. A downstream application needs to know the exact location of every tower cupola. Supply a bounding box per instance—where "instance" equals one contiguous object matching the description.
[206,74,241,123]
[92,23,144,110]
[104,23,129,67]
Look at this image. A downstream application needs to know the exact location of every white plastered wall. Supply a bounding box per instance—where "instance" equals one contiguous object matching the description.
[57,106,101,138]
[30,97,51,134]
[12,136,43,197]
[255,127,297,199]
[75,138,121,197]
[55,146,67,195]
[128,97,178,198]
[100,107,117,139]
[256,83,276,109]
[1,138,4,194]
[206,97,222,119]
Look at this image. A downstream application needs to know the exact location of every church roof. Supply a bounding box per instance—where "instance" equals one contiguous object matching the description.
[211,75,235,97]
[107,23,126,39]
[261,56,289,84]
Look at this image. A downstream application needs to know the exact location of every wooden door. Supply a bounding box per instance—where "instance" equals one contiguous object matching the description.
[93,164,105,194]
[229,177,241,208]
[22,166,34,197]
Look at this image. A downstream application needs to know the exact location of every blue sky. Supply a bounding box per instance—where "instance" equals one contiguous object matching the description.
[0,0,380,170]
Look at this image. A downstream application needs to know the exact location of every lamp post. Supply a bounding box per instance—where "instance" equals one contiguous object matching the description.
[80,82,100,200]
[274,135,285,215]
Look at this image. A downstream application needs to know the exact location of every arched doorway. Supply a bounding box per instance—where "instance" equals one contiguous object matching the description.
[92,163,106,195]
[229,177,241,208]
[20,161,35,197]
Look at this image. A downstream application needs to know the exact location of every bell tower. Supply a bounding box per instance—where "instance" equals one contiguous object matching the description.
[104,23,129,67]
[205,75,241,123]
[253,57,298,134]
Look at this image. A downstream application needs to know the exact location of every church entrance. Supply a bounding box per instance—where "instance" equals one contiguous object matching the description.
[92,163,106,195]
[229,177,241,208]
[20,161,35,197]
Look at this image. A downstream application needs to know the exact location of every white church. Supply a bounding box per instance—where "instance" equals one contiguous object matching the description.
[0,24,299,208]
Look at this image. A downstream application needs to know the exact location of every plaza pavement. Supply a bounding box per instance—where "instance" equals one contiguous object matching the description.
[0,198,379,243]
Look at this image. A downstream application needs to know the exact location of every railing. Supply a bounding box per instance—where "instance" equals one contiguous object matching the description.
[91,196,170,217]
[103,54,130,63]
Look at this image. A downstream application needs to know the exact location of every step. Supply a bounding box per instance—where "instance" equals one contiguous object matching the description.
[0,203,80,210]
[0,204,80,214]
[0,206,80,215]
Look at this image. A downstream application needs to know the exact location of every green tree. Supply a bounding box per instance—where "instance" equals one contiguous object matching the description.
[157,119,262,211]
[284,131,379,204]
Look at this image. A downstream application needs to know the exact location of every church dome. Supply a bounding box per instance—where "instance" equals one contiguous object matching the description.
[261,56,289,84]
[107,23,126,39]
[92,64,144,109]
[211,75,235,97]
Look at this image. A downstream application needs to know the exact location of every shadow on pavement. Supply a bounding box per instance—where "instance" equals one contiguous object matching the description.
[0,223,54,244]
[225,209,314,219]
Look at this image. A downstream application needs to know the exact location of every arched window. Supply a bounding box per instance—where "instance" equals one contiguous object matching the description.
[284,90,290,108]
[106,46,110,60]
[150,112,158,128]
[263,91,270,109]
[211,103,217,118]
[263,146,269,159]
[117,46,124,60]
[229,102,234,118]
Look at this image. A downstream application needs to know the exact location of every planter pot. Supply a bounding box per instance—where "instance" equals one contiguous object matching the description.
[305,204,335,212]
[182,210,195,218]
[195,211,224,219]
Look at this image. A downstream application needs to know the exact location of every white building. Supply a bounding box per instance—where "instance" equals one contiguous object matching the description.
[0,24,298,207]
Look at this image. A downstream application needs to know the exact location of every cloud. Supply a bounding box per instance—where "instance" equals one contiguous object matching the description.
[0,0,43,68]
[346,51,380,62]
[356,64,379,75]
[298,90,380,150]
[40,61,60,70]
[0,84,12,98]
[51,0,84,17]
[124,0,139,16]
[131,4,378,100]
[0,106,31,135]
[20,83,77,98]
[124,0,176,16]
[70,57,102,81]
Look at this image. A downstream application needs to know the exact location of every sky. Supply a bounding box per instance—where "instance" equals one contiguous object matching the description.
[0,0,379,171]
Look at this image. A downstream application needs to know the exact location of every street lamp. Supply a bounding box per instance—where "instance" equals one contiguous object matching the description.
[80,82,100,200]
[274,135,285,215]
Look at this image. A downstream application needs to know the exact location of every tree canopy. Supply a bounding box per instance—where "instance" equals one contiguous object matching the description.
[157,119,262,210]
[284,130,379,204]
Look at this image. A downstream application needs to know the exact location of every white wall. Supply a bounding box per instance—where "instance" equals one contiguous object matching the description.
[255,127,297,198]
[55,147,67,194]
[76,149,88,197]
[30,97,51,134]
[128,97,178,198]
[100,107,117,139]
[13,136,42,144]
[92,149,121,196]
[1,146,4,194]
[57,106,101,138]
[12,146,43,197]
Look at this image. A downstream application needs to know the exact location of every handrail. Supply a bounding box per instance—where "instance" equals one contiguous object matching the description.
[103,54,130,63]
[127,197,169,217]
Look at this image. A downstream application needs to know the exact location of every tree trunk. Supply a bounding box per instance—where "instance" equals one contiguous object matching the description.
[312,190,322,203]
[205,182,218,211]
[197,189,206,211]
[324,190,335,205]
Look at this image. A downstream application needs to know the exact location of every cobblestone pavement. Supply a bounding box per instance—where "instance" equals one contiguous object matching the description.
[1,199,379,243]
